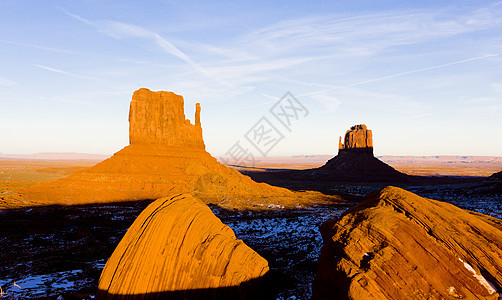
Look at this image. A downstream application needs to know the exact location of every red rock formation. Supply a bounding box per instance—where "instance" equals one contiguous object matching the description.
[313,186,502,299]
[6,88,339,209]
[97,194,269,299]
[339,124,373,154]
[313,124,407,182]
[129,89,204,149]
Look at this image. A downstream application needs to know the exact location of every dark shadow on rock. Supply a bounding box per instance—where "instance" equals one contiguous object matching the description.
[96,272,283,300]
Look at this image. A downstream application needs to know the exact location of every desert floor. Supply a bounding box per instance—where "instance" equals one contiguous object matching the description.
[0,158,500,299]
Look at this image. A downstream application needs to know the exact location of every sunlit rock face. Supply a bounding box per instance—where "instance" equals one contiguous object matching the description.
[9,88,335,209]
[312,186,502,300]
[314,124,408,182]
[128,88,204,149]
[97,194,269,299]
[338,124,373,155]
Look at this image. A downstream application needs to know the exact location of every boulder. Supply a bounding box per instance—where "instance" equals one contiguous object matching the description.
[312,186,502,299]
[97,193,269,299]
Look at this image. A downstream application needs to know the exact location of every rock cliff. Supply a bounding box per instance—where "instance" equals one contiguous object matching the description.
[128,89,204,149]
[315,124,407,182]
[97,193,269,299]
[312,186,502,299]
[7,89,338,209]
[339,124,373,155]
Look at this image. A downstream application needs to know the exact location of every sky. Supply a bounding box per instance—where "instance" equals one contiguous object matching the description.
[1,0,501,158]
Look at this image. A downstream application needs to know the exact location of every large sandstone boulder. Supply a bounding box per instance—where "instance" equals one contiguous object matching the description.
[313,186,502,299]
[97,193,269,299]
[7,88,338,209]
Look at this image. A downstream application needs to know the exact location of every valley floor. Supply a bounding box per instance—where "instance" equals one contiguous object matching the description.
[0,159,500,299]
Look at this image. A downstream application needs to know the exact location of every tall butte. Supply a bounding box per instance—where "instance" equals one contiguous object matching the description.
[8,88,336,209]
[313,124,408,181]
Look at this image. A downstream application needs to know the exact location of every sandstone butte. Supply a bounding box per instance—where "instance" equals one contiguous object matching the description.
[97,193,269,299]
[312,186,502,299]
[313,124,408,182]
[3,88,338,209]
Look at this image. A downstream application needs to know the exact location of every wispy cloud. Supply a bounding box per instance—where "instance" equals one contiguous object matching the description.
[399,112,437,120]
[57,3,502,109]
[0,39,86,55]
[0,76,16,86]
[300,54,500,97]
[34,64,103,81]
[61,8,218,82]
[239,4,502,59]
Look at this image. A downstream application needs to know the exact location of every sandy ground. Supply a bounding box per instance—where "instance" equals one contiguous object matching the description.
[0,156,500,195]
[0,160,101,195]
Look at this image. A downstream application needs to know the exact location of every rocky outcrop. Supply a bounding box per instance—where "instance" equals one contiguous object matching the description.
[314,124,407,182]
[97,194,268,299]
[129,89,204,149]
[8,88,338,209]
[490,171,502,180]
[339,124,373,155]
[313,186,502,299]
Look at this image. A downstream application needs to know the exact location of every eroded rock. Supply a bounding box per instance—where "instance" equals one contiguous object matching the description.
[97,193,268,299]
[314,124,408,182]
[7,88,338,209]
[312,186,502,299]
[339,124,373,154]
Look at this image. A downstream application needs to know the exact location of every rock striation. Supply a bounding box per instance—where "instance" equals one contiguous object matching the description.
[8,88,338,209]
[312,186,502,299]
[97,193,269,299]
[338,124,373,155]
[128,89,204,148]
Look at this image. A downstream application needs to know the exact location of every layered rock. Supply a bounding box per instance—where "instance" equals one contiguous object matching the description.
[313,186,502,299]
[97,194,268,299]
[128,89,204,149]
[339,124,373,155]
[8,88,338,209]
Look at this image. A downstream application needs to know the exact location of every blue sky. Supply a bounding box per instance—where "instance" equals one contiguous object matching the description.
[1,0,501,157]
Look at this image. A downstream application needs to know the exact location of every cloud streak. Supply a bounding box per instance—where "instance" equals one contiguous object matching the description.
[34,64,103,81]
[0,76,16,86]
[300,53,500,97]
[0,39,87,55]
[61,8,221,84]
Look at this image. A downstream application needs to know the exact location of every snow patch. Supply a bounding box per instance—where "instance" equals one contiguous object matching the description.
[458,258,497,294]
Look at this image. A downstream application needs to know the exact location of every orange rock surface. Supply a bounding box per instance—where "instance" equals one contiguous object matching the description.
[6,88,338,209]
[97,193,269,299]
[339,124,373,154]
[313,186,502,299]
